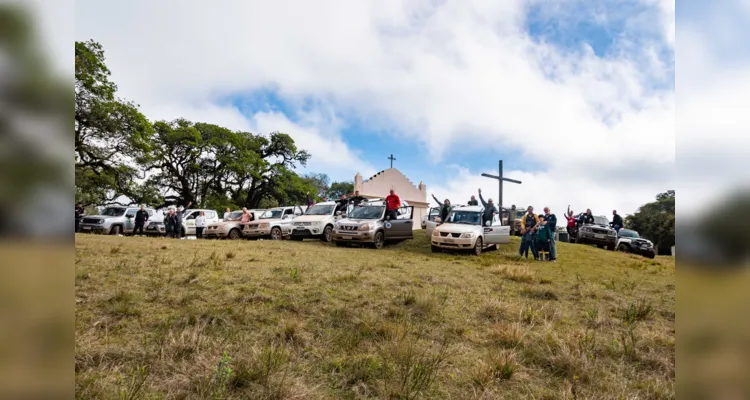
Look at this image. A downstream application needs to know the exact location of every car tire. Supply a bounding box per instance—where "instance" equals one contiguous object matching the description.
[228,228,241,240]
[322,225,333,242]
[646,253,656,259]
[431,245,442,253]
[617,244,629,253]
[373,231,385,250]
[473,237,483,256]
[110,225,121,235]
[270,227,282,240]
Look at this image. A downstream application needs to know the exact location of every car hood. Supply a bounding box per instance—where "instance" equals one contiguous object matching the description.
[249,218,288,225]
[86,214,124,220]
[338,218,379,225]
[208,220,241,227]
[294,215,332,223]
[435,223,481,234]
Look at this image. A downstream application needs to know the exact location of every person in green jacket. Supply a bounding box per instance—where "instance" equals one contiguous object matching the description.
[431,193,452,222]
[535,218,552,260]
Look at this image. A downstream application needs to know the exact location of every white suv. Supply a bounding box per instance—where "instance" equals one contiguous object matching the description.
[426,205,510,256]
[79,206,160,235]
[243,205,307,240]
[289,201,346,242]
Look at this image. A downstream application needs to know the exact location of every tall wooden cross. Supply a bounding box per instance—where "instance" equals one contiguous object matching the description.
[388,154,396,168]
[481,160,522,209]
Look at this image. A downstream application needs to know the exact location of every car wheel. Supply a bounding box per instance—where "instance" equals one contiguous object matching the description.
[473,237,483,256]
[270,227,282,240]
[646,253,656,259]
[322,225,333,242]
[431,245,442,253]
[617,244,629,252]
[110,225,121,235]
[373,231,385,249]
[228,228,241,240]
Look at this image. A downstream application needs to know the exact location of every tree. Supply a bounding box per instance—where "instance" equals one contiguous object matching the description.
[75,40,154,205]
[625,191,675,255]
[327,181,354,199]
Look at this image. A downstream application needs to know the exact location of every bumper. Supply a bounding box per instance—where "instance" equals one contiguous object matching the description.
[333,230,374,243]
[204,227,229,237]
[290,226,324,238]
[431,235,476,250]
[78,224,109,234]
[631,246,656,257]
[145,225,166,235]
[579,233,616,245]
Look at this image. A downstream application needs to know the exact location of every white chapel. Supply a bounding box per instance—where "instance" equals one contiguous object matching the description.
[353,168,429,230]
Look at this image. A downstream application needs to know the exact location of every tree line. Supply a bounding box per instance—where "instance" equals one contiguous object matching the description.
[625,190,675,255]
[75,40,352,211]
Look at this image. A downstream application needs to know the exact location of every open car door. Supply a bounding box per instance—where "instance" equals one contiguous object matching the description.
[385,205,413,239]
[484,214,511,244]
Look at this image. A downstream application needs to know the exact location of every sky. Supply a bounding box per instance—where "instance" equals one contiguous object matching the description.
[55,0,730,219]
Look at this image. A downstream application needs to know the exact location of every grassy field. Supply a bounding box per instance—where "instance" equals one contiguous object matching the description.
[75,233,674,400]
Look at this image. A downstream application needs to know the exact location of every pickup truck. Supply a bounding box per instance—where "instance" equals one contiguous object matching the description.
[426,205,510,255]
[575,214,617,250]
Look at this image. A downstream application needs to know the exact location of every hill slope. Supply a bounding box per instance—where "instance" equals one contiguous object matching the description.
[75,233,674,399]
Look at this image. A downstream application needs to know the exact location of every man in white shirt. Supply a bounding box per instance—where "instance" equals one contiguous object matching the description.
[195,211,207,239]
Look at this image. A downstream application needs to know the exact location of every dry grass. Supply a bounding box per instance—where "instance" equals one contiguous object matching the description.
[75,233,675,399]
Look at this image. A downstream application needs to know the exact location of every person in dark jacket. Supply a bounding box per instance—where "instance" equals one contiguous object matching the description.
[468,195,479,206]
[579,208,594,225]
[335,195,349,214]
[75,203,85,232]
[611,210,624,232]
[431,193,452,222]
[477,188,498,225]
[349,190,367,207]
[133,205,149,236]
[540,207,557,262]
[164,209,178,238]
[175,201,192,238]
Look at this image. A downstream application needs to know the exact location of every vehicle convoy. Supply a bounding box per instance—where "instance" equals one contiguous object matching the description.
[243,205,307,240]
[615,229,656,258]
[332,204,415,248]
[79,206,160,235]
[289,201,347,242]
[574,214,617,250]
[203,209,265,239]
[426,205,510,256]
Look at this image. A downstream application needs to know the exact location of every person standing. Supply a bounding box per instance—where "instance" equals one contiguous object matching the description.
[75,203,85,233]
[165,209,178,238]
[335,195,349,214]
[175,201,192,238]
[564,206,577,237]
[431,193,452,222]
[240,207,253,225]
[477,188,498,225]
[519,206,540,259]
[385,189,401,220]
[133,205,149,236]
[468,195,479,206]
[223,207,231,220]
[534,216,552,261]
[611,210,624,233]
[349,191,367,207]
[540,207,558,262]
[579,208,594,225]
[195,211,206,239]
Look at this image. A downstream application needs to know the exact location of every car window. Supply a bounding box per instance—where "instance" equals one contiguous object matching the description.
[205,211,215,219]
[306,204,335,215]
[284,208,293,215]
[126,208,138,216]
[294,206,303,215]
[185,211,199,220]
[147,210,154,216]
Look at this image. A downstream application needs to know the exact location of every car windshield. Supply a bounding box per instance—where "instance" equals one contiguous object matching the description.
[429,207,440,216]
[101,207,126,216]
[619,229,640,238]
[306,204,335,215]
[348,205,385,220]
[446,210,481,225]
[260,209,283,219]
[593,216,609,226]
[226,211,243,221]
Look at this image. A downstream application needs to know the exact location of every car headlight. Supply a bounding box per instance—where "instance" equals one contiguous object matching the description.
[293,222,302,226]
[460,232,475,238]
[359,223,373,231]
[259,223,269,229]
[432,229,440,236]
[608,231,617,236]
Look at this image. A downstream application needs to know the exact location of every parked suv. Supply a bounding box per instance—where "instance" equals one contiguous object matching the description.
[243,205,307,240]
[290,201,347,242]
[616,229,656,258]
[575,214,617,250]
[421,207,440,229]
[79,206,160,235]
[204,209,265,239]
[333,204,414,249]
[426,205,510,256]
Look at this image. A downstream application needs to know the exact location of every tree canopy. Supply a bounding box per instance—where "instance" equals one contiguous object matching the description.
[625,190,675,255]
[74,40,354,211]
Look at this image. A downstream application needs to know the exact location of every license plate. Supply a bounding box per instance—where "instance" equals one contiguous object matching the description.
[295,226,305,230]
[340,236,351,239]
[444,238,455,243]
[81,226,91,230]
[594,234,605,239]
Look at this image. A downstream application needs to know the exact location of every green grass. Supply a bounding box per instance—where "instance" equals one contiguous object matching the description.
[75,233,675,399]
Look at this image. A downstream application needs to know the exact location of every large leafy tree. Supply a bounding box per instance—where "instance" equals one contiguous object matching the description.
[327,181,354,199]
[625,190,675,255]
[75,40,153,205]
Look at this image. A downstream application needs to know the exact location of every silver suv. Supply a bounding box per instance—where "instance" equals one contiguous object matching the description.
[332,204,414,249]
[79,206,160,235]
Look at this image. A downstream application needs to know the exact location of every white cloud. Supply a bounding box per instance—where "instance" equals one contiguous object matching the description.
[73,0,675,214]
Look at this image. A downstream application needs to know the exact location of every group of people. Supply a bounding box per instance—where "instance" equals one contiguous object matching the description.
[307,189,403,220]
[518,206,558,262]
[430,188,498,225]
[562,207,625,238]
